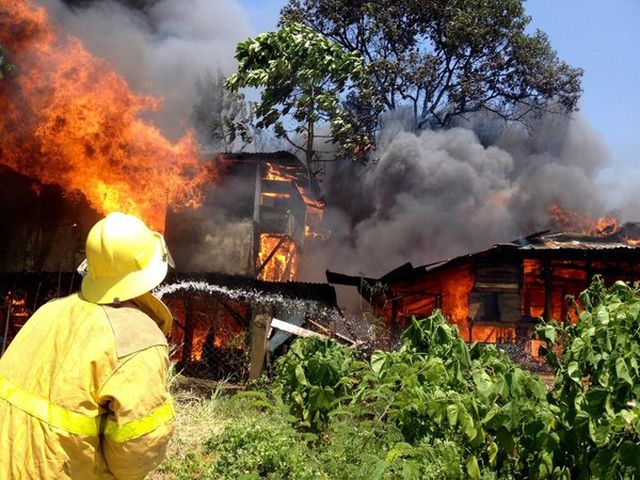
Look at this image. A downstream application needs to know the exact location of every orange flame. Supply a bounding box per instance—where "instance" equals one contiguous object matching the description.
[0,1,210,231]
[257,234,298,282]
[548,205,620,237]
[264,162,292,182]
[441,265,474,339]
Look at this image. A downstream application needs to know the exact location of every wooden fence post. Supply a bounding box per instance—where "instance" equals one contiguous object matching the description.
[249,313,272,381]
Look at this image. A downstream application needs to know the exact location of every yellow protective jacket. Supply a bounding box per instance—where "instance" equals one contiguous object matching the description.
[0,293,174,479]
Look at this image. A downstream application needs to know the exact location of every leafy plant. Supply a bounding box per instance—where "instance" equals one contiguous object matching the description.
[226,23,372,166]
[271,311,554,478]
[274,337,358,431]
[537,277,640,478]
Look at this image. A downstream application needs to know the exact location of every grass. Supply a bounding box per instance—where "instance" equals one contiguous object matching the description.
[146,376,237,480]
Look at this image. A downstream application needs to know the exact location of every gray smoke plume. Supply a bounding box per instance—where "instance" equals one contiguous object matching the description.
[301,111,616,280]
[41,0,253,139]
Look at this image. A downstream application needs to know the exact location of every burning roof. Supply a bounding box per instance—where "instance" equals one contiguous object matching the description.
[504,222,640,250]
[327,222,640,288]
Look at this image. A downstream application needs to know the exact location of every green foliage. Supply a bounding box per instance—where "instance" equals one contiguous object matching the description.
[226,23,372,164]
[281,0,583,131]
[272,311,553,478]
[175,278,640,480]
[0,44,16,81]
[536,276,640,478]
[273,336,357,431]
[203,394,321,479]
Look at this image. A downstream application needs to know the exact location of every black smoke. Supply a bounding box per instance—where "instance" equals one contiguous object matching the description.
[302,110,614,280]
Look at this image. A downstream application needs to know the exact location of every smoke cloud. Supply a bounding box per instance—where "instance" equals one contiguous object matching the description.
[41,0,253,139]
[14,1,636,288]
[302,111,617,280]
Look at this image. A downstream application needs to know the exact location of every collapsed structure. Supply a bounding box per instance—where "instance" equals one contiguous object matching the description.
[328,223,640,355]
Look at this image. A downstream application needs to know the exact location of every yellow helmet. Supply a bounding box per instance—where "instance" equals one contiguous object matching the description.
[80,212,174,334]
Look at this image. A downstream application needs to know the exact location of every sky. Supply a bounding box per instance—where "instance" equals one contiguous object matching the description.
[237,0,639,176]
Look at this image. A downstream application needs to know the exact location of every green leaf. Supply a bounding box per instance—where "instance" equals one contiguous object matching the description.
[385,442,414,462]
[537,324,557,344]
[466,455,481,480]
[619,440,640,470]
[370,351,387,376]
[567,362,582,384]
[295,364,308,386]
[588,420,610,447]
[487,440,498,467]
[615,357,634,385]
[446,403,459,427]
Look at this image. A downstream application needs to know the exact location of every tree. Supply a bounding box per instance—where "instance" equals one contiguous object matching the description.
[191,69,252,151]
[0,44,15,81]
[281,0,583,130]
[225,23,372,167]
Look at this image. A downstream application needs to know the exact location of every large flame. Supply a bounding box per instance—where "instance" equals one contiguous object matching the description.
[440,265,474,339]
[0,1,210,230]
[548,205,620,237]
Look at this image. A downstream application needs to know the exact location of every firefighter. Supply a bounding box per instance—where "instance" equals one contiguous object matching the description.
[0,212,175,479]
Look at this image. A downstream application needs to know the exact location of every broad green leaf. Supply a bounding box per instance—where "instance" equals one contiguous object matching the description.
[294,364,308,386]
[615,357,634,385]
[447,403,459,427]
[466,455,481,480]
[567,362,582,384]
[370,351,387,376]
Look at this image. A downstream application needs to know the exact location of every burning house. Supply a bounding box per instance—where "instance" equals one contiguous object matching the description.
[327,223,640,355]
[0,151,338,379]
[166,151,327,281]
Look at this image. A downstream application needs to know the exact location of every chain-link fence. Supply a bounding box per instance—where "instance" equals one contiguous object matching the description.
[0,273,330,384]
[164,294,252,383]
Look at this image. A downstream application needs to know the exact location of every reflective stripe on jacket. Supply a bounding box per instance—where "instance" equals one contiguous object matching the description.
[0,293,174,479]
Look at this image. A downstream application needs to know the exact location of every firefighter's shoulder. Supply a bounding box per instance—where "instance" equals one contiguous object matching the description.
[101,303,168,359]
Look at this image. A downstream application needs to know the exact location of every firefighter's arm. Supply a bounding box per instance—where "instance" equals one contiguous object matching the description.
[98,345,174,480]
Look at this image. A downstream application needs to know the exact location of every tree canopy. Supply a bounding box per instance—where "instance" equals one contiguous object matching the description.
[280,0,583,130]
[225,22,372,166]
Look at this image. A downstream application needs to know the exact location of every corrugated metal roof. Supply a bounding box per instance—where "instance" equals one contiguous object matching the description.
[326,222,640,288]
[502,223,640,250]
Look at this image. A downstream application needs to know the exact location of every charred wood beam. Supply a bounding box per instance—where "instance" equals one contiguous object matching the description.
[282,243,296,280]
[255,236,288,276]
[251,163,263,276]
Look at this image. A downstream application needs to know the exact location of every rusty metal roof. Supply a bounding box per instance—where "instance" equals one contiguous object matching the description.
[501,222,640,250]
